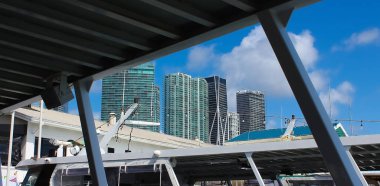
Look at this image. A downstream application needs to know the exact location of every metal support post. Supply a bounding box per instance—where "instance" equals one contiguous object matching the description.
[37,100,43,159]
[6,111,15,186]
[0,155,2,186]
[164,161,180,186]
[245,152,265,186]
[74,79,107,186]
[258,9,364,185]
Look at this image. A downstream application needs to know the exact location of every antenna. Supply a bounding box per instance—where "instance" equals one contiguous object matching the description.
[280,105,283,132]
[122,70,126,109]
[328,81,332,121]
[150,82,153,119]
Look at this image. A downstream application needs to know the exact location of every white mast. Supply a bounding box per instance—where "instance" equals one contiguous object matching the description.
[37,100,43,159]
[6,111,15,186]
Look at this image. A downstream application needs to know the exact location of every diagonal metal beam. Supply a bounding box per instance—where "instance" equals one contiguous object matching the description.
[0,30,105,69]
[74,79,107,186]
[60,0,180,39]
[258,9,365,186]
[0,15,126,60]
[0,1,152,51]
[221,0,255,12]
[245,152,265,186]
[164,160,180,186]
[0,46,91,76]
[140,0,216,27]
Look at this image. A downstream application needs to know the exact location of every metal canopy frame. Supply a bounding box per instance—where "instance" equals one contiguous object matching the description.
[257,8,366,185]
[17,135,380,184]
[0,0,370,185]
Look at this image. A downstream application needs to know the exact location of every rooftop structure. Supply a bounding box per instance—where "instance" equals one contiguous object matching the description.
[17,134,380,185]
[228,123,348,143]
[14,107,211,150]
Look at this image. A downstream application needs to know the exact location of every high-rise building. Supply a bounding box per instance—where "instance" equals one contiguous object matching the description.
[227,112,240,140]
[164,73,208,142]
[205,76,228,145]
[236,90,265,133]
[101,62,160,132]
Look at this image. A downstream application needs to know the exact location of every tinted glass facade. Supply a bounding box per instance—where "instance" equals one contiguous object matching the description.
[164,73,208,141]
[205,76,228,145]
[236,90,265,133]
[101,62,160,132]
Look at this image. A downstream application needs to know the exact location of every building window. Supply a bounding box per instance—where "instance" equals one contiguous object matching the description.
[107,147,115,153]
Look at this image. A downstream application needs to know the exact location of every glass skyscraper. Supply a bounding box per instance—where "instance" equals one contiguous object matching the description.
[205,76,228,145]
[101,62,160,132]
[236,90,265,133]
[164,73,208,142]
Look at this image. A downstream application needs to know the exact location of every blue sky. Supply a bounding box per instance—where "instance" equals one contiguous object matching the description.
[69,0,380,135]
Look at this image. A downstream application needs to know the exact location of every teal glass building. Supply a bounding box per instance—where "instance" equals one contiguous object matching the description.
[101,62,160,132]
[164,73,209,142]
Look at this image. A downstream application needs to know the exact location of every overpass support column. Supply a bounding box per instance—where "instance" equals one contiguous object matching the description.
[74,79,107,186]
[257,8,365,186]
[245,152,265,186]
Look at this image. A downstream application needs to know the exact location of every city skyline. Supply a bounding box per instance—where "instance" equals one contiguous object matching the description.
[68,0,380,136]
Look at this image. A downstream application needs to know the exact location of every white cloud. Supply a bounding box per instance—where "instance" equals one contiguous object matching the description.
[219,26,319,110]
[332,28,380,51]
[186,45,217,71]
[186,26,355,119]
[319,81,355,118]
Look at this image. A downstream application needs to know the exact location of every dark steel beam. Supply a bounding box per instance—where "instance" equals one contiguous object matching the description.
[0,30,105,69]
[221,0,255,12]
[0,80,40,96]
[0,59,52,79]
[0,69,46,89]
[258,9,366,186]
[60,0,180,39]
[0,1,152,51]
[0,90,27,101]
[0,46,91,76]
[0,15,126,60]
[140,0,216,27]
